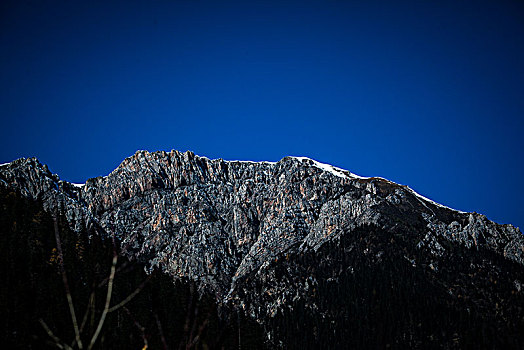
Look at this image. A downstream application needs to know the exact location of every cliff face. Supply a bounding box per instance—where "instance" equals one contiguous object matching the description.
[1,150,523,348]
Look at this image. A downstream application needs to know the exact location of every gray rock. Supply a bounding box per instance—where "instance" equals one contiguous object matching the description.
[1,150,523,313]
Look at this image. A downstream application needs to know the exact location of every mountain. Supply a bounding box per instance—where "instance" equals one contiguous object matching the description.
[1,150,523,349]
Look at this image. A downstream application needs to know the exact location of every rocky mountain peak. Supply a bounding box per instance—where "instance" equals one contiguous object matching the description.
[2,150,524,348]
[1,151,523,310]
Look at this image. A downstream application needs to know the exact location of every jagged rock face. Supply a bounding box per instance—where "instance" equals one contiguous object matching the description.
[1,150,523,346]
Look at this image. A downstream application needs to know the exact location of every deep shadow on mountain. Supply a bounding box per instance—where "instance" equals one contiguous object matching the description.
[250,224,524,349]
[0,188,265,349]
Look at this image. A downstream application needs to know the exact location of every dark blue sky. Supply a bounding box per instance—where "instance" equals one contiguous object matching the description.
[1,0,523,229]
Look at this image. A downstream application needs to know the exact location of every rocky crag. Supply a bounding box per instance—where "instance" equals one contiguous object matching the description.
[1,150,523,348]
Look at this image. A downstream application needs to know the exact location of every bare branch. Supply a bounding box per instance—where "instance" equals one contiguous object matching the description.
[88,253,118,350]
[187,304,200,350]
[237,310,241,350]
[108,275,151,313]
[97,261,130,288]
[123,306,149,349]
[155,313,169,350]
[188,314,209,349]
[53,215,83,349]
[79,291,95,334]
[181,283,195,349]
[71,290,95,348]
[39,318,70,350]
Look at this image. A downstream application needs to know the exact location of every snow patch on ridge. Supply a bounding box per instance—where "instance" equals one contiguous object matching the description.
[291,156,351,179]
[71,183,85,188]
[290,156,465,214]
[405,186,466,214]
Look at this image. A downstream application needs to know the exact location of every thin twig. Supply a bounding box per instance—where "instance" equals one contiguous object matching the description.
[188,314,209,349]
[87,253,118,350]
[39,318,70,350]
[187,304,200,350]
[123,306,149,349]
[53,215,83,349]
[97,261,131,288]
[71,289,95,349]
[108,275,151,313]
[79,291,95,334]
[179,283,195,350]
[237,309,241,350]
[155,313,169,350]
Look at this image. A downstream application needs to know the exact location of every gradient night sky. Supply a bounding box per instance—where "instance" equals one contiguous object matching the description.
[1,1,523,229]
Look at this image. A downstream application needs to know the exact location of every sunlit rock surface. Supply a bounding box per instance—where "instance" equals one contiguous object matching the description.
[1,150,523,348]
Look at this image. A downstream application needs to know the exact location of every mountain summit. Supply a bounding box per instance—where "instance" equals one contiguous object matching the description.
[1,150,523,348]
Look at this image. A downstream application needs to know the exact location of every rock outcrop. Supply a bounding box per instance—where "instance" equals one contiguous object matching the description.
[1,150,523,348]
